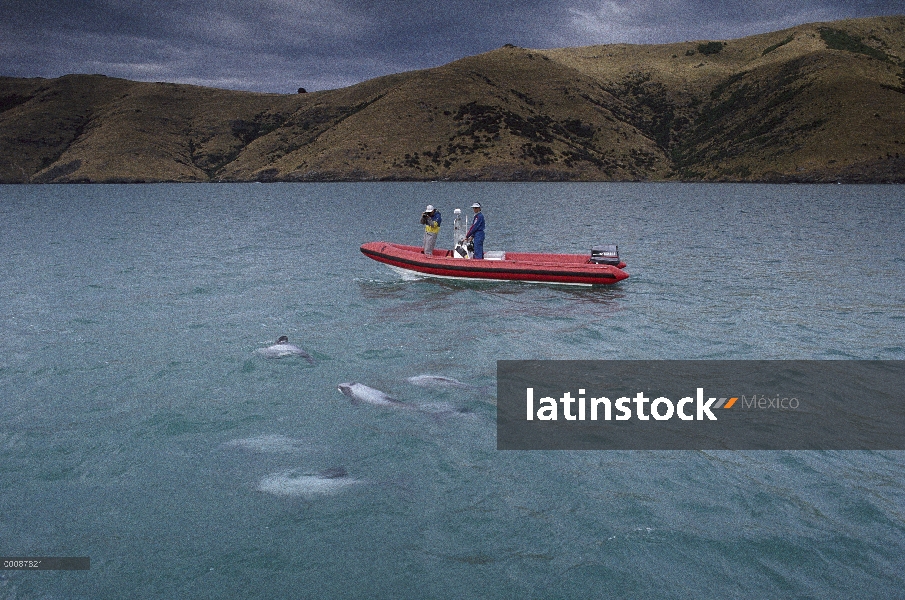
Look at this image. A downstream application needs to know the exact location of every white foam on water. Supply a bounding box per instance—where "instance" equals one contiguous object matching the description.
[385,265,426,281]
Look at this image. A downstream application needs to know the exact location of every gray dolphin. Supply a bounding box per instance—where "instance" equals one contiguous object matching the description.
[257,467,359,497]
[407,374,471,388]
[338,382,474,417]
[337,382,412,408]
[255,335,315,364]
[407,374,494,396]
[317,466,348,479]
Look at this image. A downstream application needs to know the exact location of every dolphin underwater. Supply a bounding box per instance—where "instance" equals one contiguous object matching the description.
[224,434,307,453]
[337,382,413,408]
[408,374,495,397]
[406,375,471,388]
[255,335,315,364]
[257,467,358,497]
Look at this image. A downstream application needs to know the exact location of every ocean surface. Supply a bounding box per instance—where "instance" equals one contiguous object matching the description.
[1,183,903,599]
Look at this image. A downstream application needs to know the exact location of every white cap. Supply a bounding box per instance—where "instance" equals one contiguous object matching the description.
[471,202,481,208]
[425,204,434,211]
[454,208,461,214]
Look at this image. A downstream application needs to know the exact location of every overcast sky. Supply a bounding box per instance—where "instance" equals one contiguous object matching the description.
[1,1,902,93]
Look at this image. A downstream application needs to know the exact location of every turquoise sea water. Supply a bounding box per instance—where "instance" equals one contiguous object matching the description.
[1,183,904,598]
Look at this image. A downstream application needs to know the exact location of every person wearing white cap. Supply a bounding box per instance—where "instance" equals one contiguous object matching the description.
[465,202,485,259]
[420,204,442,256]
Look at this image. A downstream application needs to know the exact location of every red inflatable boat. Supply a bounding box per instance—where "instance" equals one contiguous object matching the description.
[360,242,629,286]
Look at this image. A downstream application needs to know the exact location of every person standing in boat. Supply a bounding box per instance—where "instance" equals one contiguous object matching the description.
[421,204,442,256]
[465,202,485,259]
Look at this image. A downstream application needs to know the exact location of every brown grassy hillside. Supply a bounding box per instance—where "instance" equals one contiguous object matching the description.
[1,15,903,183]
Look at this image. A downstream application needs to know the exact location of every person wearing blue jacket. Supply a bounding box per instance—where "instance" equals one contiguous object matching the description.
[465,202,485,259]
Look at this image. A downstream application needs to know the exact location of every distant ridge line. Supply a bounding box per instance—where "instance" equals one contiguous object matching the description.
[1,15,903,183]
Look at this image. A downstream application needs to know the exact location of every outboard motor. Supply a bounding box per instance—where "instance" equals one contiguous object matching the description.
[452,208,472,258]
[590,244,620,266]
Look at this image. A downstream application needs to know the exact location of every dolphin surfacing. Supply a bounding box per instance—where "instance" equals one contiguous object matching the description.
[255,336,315,364]
[337,382,411,408]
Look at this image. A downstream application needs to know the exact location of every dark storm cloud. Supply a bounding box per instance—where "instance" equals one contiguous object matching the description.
[559,0,903,45]
[1,0,902,92]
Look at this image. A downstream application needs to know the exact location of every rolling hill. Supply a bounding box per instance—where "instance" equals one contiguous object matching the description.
[1,15,903,183]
